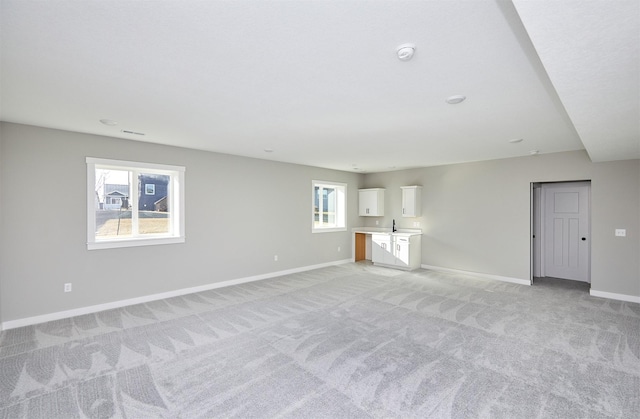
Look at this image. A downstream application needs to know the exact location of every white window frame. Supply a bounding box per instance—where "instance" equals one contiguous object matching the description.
[312,180,347,233]
[87,157,185,250]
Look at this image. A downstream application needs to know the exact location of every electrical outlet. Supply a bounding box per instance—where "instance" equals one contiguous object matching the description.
[615,229,626,237]
[375,220,379,225]
[337,246,341,252]
[64,283,72,293]
[274,255,278,261]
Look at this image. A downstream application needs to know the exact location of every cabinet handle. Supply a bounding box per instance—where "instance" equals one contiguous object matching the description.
[402,208,405,214]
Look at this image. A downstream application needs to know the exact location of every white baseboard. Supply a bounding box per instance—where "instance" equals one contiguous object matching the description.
[589,289,640,304]
[1,259,352,331]
[421,264,531,286]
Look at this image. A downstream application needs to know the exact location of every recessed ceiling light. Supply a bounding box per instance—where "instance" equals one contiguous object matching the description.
[396,43,416,61]
[508,138,524,143]
[264,148,274,153]
[99,119,118,126]
[529,150,540,155]
[446,95,466,104]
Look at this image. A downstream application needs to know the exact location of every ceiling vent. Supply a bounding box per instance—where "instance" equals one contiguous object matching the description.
[121,129,145,136]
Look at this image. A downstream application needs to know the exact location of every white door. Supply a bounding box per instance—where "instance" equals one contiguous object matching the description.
[543,182,590,282]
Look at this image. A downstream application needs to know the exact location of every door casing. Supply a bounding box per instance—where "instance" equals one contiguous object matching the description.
[531,181,591,283]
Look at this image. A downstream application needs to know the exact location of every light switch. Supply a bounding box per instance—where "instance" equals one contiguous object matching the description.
[615,229,626,237]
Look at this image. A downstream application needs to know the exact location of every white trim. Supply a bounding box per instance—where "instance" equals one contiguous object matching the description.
[87,236,185,250]
[421,264,531,286]
[0,259,352,331]
[86,157,186,174]
[87,157,186,250]
[590,289,640,304]
[311,227,347,233]
[312,180,347,233]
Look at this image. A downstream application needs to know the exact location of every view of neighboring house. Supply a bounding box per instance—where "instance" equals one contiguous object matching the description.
[100,175,169,211]
[103,184,129,210]
[138,174,169,212]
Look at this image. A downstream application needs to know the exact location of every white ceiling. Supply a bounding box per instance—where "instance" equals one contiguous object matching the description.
[512,0,639,163]
[1,0,638,173]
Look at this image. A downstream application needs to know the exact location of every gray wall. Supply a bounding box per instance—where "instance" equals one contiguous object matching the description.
[362,150,640,297]
[1,122,638,324]
[0,122,362,322]
[0,127,3,325]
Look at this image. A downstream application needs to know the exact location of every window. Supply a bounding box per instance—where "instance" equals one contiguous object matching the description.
[312,180,346,232]
[87,157,185,250]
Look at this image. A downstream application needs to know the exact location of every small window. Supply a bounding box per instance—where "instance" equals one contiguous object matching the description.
[312,180,346,233]
[87,158,185,250]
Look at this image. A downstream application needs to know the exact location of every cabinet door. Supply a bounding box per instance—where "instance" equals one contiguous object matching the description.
[372,234,392,264]
[371,235,385,262]
[395,238,410,268]
[402,189,416,217]
[358,190,373,216]
[359,189,384,216]
[401,186,421,217]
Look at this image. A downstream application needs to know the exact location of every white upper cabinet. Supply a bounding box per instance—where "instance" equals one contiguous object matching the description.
[359,188,385,216]
[401,186,422,217]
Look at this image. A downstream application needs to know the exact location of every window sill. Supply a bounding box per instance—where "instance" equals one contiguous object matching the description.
[88,236,185,250]
[312,227,347,234]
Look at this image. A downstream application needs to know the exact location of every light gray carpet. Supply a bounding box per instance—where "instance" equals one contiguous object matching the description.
[1,263,638,418]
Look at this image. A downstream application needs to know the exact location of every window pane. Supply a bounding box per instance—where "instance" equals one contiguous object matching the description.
[95,169,132,238]
[88,158,185,249]
[138,173,170,235]
[314,186,321,226]
[324,187,336,225]
[312,181,346,232]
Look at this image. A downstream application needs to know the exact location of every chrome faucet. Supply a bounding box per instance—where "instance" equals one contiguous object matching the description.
[392,219,397,232]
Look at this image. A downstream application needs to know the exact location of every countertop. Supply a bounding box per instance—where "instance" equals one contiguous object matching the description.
[351,227,422,236]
